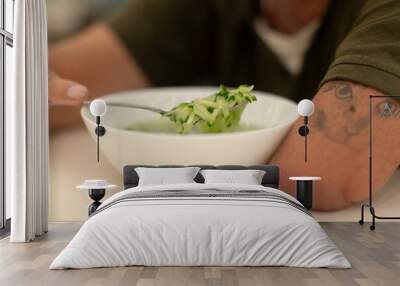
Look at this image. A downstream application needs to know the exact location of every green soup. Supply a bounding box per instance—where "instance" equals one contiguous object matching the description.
[125,118,261,134]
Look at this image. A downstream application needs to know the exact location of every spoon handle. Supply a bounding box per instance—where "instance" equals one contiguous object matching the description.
[83,101,166,114]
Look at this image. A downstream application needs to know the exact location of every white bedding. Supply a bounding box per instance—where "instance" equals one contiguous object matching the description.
[50,183,350,269]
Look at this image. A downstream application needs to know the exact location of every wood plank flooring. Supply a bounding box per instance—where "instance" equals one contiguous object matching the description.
[0,222,399,286]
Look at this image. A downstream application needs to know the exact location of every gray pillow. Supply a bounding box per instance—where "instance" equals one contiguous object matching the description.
[135,167,201,186]
[200,169,266,185]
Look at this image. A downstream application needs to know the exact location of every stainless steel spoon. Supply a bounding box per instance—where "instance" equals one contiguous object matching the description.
[83,100,167,114]
[83,100,245,115]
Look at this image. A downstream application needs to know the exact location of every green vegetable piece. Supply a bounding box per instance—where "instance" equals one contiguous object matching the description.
[162,85,256,134]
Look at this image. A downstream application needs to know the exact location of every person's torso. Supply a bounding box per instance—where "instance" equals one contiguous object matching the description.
[207,0,366,102]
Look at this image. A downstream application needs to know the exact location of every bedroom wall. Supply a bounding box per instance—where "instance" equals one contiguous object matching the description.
[49,127,121,221]
[49,127,400,222]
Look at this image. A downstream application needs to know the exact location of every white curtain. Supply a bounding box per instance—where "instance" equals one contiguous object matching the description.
[7,0,49,242]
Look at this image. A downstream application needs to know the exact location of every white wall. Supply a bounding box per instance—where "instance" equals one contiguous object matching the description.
[48,127,400,222]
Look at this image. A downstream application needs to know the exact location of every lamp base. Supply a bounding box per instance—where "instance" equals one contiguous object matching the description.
[298,126,309,136]
[95,126,106,136]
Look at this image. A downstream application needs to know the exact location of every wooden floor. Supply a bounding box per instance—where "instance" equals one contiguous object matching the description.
[0,222,399,286]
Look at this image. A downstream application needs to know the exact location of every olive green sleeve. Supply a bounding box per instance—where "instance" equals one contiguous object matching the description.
[321,0,400,94]
[106,0,214,86]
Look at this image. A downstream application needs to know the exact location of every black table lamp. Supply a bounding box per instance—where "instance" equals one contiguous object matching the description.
[289,99,318,210]
[89,99,107,162]
[297,99,315,162]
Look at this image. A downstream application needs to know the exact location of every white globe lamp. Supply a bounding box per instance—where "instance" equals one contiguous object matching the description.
[89,99,107,162]
[297,99,315,162]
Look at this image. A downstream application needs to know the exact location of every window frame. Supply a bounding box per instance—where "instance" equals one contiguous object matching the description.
[0,0,13,233]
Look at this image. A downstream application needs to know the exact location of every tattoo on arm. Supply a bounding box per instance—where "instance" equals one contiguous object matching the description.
[313,80,400,149]
[312,81,369,147]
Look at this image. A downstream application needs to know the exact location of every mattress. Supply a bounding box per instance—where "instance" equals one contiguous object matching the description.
[50,183,350,269]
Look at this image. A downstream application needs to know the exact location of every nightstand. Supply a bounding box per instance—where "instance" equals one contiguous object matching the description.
[289,177,321,210]
[77,180,117,216]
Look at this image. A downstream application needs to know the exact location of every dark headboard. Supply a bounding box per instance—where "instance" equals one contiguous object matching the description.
[123,165,280,189]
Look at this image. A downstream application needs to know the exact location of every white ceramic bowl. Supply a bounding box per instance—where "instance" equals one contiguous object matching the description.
[81,87,298,173]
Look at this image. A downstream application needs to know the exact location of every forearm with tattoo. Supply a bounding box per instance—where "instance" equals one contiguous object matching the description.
[314,81,368,148]
[271,80,400,210]
[313,81,399,148]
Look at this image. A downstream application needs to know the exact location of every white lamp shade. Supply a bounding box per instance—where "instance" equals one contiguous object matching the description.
[297,99,314,116]
[90,99,107,117]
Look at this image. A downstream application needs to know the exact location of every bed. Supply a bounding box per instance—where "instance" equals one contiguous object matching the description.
[50,165,350,269]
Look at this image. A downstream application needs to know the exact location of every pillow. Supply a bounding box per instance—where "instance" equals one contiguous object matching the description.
[135,167,201,186]
[200,169,266,185]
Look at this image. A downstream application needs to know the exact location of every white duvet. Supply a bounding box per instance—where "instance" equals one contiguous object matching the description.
[50,183,350,269]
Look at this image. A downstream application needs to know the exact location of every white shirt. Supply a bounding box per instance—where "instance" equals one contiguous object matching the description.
[254,18,320,76]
